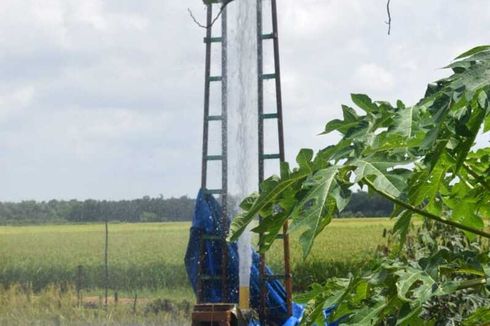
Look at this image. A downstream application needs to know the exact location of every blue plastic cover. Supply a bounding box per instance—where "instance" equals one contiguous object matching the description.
[185,189,341,326]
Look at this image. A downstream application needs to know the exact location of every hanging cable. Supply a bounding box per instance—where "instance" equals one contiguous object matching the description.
[189,0,234,29]
[385,0,392,35]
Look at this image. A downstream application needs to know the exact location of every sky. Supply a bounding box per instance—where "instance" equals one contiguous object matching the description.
[0,0,489,201]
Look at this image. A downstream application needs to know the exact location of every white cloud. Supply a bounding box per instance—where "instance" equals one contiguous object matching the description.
[353,63,395,92]
[0,0,489,200]
[0,86,35,122]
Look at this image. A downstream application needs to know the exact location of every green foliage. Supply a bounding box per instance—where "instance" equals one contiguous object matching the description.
[297,224,490,325]
[0,192,392,225]
[0,196,195,225]
[230,46,490,324]
[464,307,490,325]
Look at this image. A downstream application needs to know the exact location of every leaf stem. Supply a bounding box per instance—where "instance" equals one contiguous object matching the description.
[463,163,490,192]
[457,278,488,291]
[363,179,490,239]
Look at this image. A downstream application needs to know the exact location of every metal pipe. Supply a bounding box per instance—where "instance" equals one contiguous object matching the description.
[271,0,293,316]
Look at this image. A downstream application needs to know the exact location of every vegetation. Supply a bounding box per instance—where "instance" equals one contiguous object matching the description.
[0,219,394,324]
[230,46,490,324]
[0,285,191,325]
[0,223,190,292]
[340,191,393,218]
[0,196,195,225]
[0,219,391,295]
[0,192,392,225]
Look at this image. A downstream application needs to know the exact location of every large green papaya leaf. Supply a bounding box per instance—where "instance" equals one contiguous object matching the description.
[289,166,341,256]
[454,45,490,59]
[228,171,307,242]
[229,46,490,325]
[395,268,437,304]
[352,156,407,198]
[322,105,361,135]
[351,94,378,113]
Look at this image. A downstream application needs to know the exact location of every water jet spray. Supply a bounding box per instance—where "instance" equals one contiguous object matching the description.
[186,0,293,324]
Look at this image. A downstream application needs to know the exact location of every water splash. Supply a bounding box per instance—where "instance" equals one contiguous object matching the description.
[227,0,258,298]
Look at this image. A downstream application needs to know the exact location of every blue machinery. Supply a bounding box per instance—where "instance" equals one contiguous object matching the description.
[185,191,303,325]
[186,0,294,324]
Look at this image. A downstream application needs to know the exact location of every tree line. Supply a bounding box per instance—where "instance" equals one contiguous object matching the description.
[0,196,195,225]
[340,191,393,218]
[0,191,392,225]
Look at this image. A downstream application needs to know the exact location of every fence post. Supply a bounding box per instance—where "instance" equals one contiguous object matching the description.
[132,291,138,315]
[104,218,109,308]
[76,265,83,307]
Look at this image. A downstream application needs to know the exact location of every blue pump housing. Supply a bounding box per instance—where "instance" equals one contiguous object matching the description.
[185,189,341,325]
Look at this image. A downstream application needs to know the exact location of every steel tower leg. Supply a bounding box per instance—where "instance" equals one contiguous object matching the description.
[257,0,293,321]
[198,1,229,304]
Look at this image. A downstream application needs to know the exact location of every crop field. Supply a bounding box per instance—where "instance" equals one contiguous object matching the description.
[0,219,392,293]
[0,219,392,324]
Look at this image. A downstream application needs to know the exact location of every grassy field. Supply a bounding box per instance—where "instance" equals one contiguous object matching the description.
[0,285,190,326]
[0,219,392,293]
[0,219,392,324]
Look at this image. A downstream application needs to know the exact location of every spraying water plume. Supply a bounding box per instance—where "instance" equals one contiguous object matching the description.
[227,0,258,310]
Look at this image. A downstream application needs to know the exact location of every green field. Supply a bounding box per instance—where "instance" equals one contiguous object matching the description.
[0,219,392,293]
[0,219,392,324]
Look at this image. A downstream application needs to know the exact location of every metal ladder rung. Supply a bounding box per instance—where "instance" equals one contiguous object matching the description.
[206,189,224,195]
[261,113,278,120]
[261,33,275,40]
[261,73,277,80]
[198,1,230,306]
[206,155,224,161]
[204,36,223,43]
[261,153,281,160]
[207,115,223,121]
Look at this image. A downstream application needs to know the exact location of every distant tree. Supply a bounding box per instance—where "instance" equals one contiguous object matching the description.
[0,196,197,225]
[342,191,393,217]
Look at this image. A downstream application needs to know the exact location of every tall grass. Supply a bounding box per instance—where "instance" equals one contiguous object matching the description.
[269,218,392,291]
[0,223,190,292]
[0,284,191,325]
[0,219,392,297]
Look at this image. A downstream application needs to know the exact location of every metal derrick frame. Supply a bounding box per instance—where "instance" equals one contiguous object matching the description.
[199,0,292,320]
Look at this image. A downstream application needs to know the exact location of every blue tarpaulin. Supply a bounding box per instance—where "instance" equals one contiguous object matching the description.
[185,189,340,326]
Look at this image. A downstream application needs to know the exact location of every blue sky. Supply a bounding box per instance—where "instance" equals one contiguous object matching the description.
[0,0,489,201]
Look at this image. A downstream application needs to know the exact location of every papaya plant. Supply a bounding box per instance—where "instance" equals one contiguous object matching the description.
[293,221,490,325]
[229,45,490,324]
